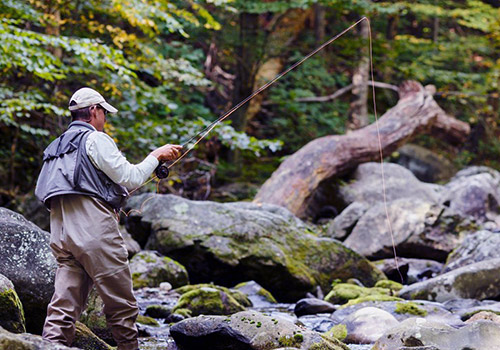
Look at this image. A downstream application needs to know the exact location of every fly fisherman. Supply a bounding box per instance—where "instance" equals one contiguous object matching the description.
[35,87,182,350]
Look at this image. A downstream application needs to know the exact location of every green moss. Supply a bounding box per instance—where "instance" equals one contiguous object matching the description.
[131,272,148,289]
[374,280,403,292]
[175,284,251,307]
[73,321,113,350]
[0,289,26,333]
[308,334,350,350]
[324,283,393,304]
[324,324,347,341]
[278,334,303,347]
[394,302,428,316]
[257,288,277,303]
[136,315,160,327]
[172,308,192,318]
[172,287,246,316]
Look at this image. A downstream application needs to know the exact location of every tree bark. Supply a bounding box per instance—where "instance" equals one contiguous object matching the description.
[348,19,370,130]
[254,81,470,219]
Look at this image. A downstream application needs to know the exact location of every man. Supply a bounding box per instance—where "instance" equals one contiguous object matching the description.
[35,87,182,350]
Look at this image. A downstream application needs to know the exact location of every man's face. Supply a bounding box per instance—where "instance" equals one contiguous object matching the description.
[91,105,107,131]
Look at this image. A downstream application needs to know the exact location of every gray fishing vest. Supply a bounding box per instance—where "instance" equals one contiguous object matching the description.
[35,121,128,209]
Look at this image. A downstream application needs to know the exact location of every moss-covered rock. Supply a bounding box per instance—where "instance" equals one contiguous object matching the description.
[234,281,277,305]
[170,310,350,350]
[124,194,385,302]
[79,289,114,346]
[394,301,428,316]
[0,274,25,333]
[0,207,57,334]
[175,284,252,308]
[145,304,172,319]
[324,324,347,342]
[136,315,159,327]
[130,250,189,289]
[0,325,77,349]
[324,283,398,305]
[172,286,247,317]
[374,279,403,291]
[72,321,113,350]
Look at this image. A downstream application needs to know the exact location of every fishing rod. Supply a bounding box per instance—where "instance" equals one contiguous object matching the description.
[153,16,369,179]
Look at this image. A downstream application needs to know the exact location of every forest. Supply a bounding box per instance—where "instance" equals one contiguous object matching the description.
[0,0,498,205]
[1,1,500,350]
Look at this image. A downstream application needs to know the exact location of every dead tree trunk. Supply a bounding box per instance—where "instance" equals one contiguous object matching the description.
[254,81,470,219]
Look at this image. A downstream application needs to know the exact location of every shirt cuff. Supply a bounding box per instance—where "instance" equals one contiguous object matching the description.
[144,154,160,170]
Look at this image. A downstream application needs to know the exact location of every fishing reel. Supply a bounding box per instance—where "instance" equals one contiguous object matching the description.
[154,163,170,179]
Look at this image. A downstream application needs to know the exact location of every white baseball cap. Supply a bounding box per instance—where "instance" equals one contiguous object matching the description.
[68,87,118,113]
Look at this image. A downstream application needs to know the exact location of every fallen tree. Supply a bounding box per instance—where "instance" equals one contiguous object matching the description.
[253,81,470,219]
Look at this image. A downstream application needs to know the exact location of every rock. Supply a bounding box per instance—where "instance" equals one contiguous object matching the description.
[0,274,25,333]
[129,251,189,289]
[443,230,500,273]
[136,314,159,327]
[294,298,336,317]
[391,144,456,183]
[343,307,399,344]
[465,311,500,324]
[325,202,369,240]
[440,167,500,223]
[72,321,114,350]
[9,193,51,232]
[344,198,473,260]
[0,207,56,333]
[442,298,500,321]
[121,228,141,259]
[124,194,385,301]
[373,317,500,350]
[324,283,401,306]
[297,315,337,333]
[399,258,500,302]
[374,258,443,284]
[331,300,463,328]
[234,281,277,307]
[79,289,114,346]
[0,325,79,349]
[338,163,442,207]
[210,182,260,202]
[145,304,172,319]
[160,282,173,292]
[170,310,350,350]
[172,284,251,317]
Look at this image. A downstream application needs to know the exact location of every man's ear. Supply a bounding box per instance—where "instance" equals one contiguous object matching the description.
[89,105,97,120]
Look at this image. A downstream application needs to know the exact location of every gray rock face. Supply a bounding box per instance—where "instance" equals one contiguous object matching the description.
[399,258,500,302]
[124,194,385,301]
[325,202,369,240]
[440,167,500,223]
[443,230,500,273]
[170,310,349,350]
[373,317,500,350]
[344,199,470,260]
[0,325,78,349]
[0,207,56,333]
[343,307,399,344]
[0,274,25,333]
[234,281,277,307]
[338,163,442,206]
[129,250,189,289]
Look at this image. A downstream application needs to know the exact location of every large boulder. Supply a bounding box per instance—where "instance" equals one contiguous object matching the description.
[0,325,78,349]
[343,307,399,344]
[399,258,500,302]
[391,144,456,183]
[343,199,473,260]
[0,207,56,333]
[440,166,500,224]
[0,274,25,333]
[338,163,442,207]
[129,250,189,289]
[443,229,500,273]
[170,310,350,350]
[373,317,500,350]
[124,194,385,301]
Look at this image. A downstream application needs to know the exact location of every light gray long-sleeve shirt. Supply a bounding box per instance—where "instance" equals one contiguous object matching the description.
[85,126,159,191]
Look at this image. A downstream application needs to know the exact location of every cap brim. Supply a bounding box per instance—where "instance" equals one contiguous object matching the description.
[100,101,118,114]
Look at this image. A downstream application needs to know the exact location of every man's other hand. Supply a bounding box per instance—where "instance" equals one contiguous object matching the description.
[150,144,183,162]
